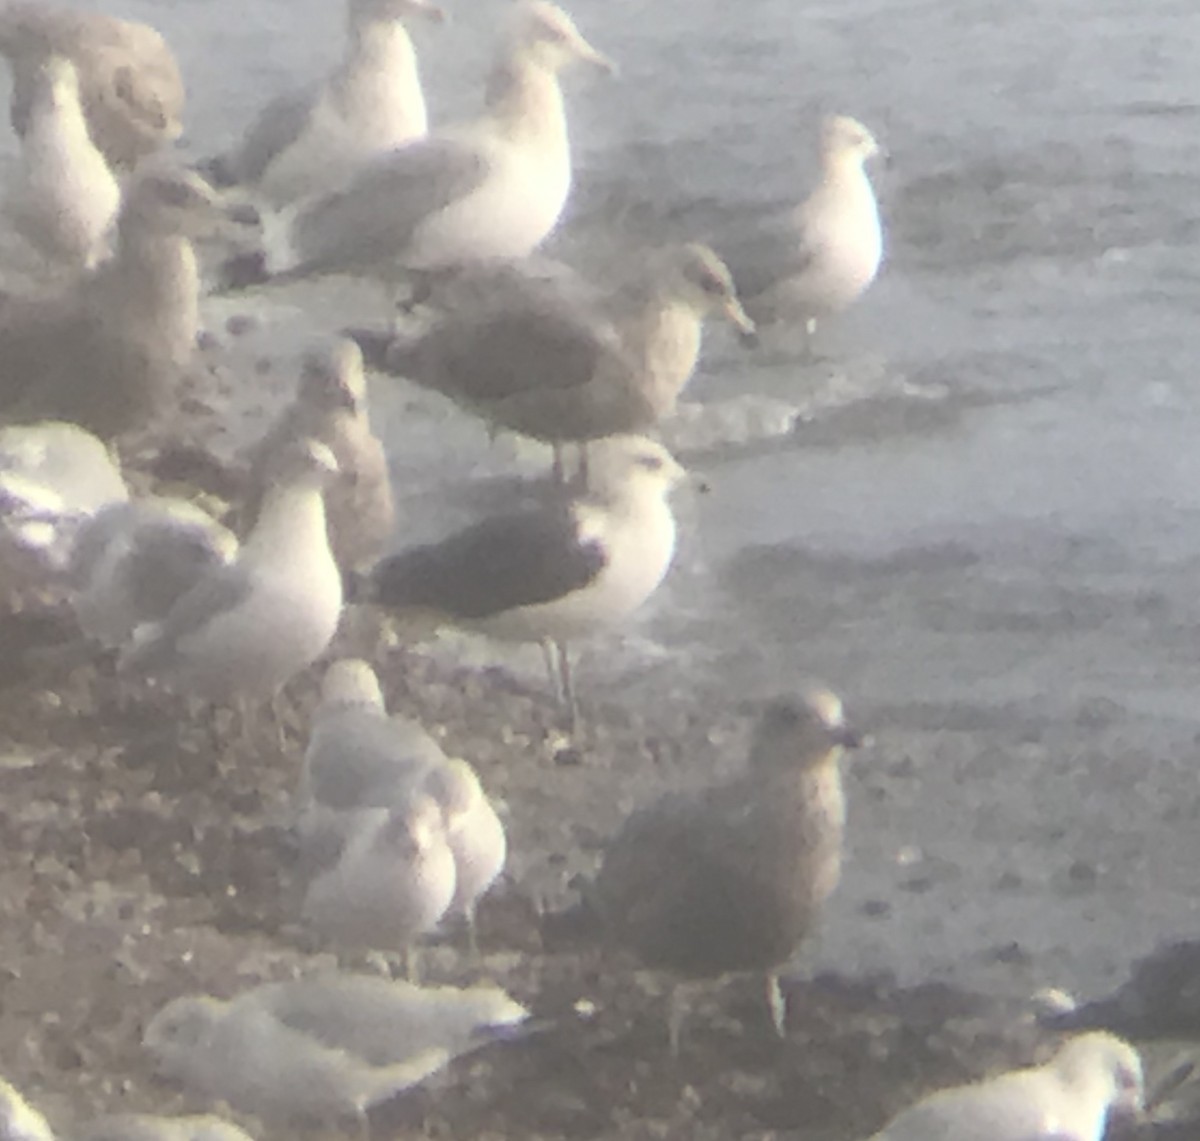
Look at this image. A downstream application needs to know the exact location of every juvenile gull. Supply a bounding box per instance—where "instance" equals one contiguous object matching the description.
[119,439,343,706]
[69,498,238,649]
[302,794,457,974]
[210,0,443,208]
[357,435,683,712]
[589,689,861,1053]
[273,0,612,287]
[243,339,394,574]
[78,1116,255,1141]
[297,657,448,864]
[7,54,120,273]
[0,166,217,440]
[722,115,883,336]
[144,972,528,1126]
[350,243,754,459]
[866,1032,1143,1141]
[0,2,184,170]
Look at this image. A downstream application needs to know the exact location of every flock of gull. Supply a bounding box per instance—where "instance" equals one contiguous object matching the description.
[0,1,1177,1140]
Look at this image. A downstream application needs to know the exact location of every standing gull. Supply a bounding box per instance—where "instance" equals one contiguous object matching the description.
[722,115,883,336]
[119,439,343,708]
[209,0,443,208]
[866,1032,1143,1141]
[7,54,120,273]
[243,339,395,574]
[0,2,184,170]
[356,435,684,715]
[0,166,218,440]
[589,690,861,1053]
[296,656,448,865]
[271,0,612,288]
[69,498,238,650]
[350,243,754,464]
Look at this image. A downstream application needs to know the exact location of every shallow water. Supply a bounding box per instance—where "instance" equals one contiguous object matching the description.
[16,0,1200,998]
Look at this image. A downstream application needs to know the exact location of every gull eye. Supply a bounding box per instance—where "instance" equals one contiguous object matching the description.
[636,453,664,472]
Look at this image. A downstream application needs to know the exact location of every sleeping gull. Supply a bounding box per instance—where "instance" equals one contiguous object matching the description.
[297,656,448,865]
[355,435,684,717]
[589,689,861,1053]
[0,2,184,170]
[7,54,120,273]
[78,1116,255,1141]
[302,794,457,976]
[144,972,527,1127]
[119,438,343,708]
[0,166,218,440]
[0,1075,53,1141]
[69,498,238,649]
[722,115,883,337]
[209,0,443,208]
[865,1032,1143,1141]
[243,339,395,574]
[349,243,753,467]
[270,0,611,290]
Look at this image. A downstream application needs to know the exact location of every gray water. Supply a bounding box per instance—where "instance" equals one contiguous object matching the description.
[30,0,1200,997]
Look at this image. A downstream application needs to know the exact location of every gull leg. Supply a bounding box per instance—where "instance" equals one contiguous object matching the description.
[766,970,787,1038]
[667,984,689,1057]
[465,903,480,960]
[551,444,565,484]
[557,642,577,732]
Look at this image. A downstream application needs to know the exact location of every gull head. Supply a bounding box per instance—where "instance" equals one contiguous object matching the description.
[299,338,368,416]
[667,243,755,339]
[821,115,881,166]
[513,1,614,74]
[1051,1032,1145,1124]
[143,995,226,1076]
[381,795,447,857]
[268,437,339,489]
[423,758,484,825]
[319,658,385,712]
[585,436,686,501]
[750,688,863,772]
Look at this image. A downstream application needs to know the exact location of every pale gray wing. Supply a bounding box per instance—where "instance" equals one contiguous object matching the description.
[210,86,320,187]
[290,137,491,274]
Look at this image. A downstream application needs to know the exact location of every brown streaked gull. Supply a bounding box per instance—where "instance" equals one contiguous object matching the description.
[143,972,528,1127]
[0,2,184,170]
[722,115,883,337]
[355,435,683,717]
[349,243,753,463]
[865,1032,1143,1141]
[243,338,395,574]
[0,166,218,440]
[7,54,120,273]
[209,0,443,209]
[118,438,343,706]
[268,0,612,289]
[589,689,861,1053]
[302,794,457,976]
[68,497,238,650]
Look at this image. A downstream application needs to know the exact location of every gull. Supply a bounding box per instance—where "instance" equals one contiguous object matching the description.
[0,1076,53,1141]
[144,972,528,1128]
[421,757,506,953]
[722,115,883,338]
[7,54,120,273]
[589,689,861,1053]
[302,794,457,976]
[78,1116,255,1141]
[866,1032,1144,1141]
[210,0,444,209]
[349,243,754,466]
[69,497,238,649]
[243,339,395,574]
[269,0,612,290]
[355,435,684,718]
[118,439,343,708]
[296,656,448,865]
[0,2,184,170]
[0,166,218,441]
